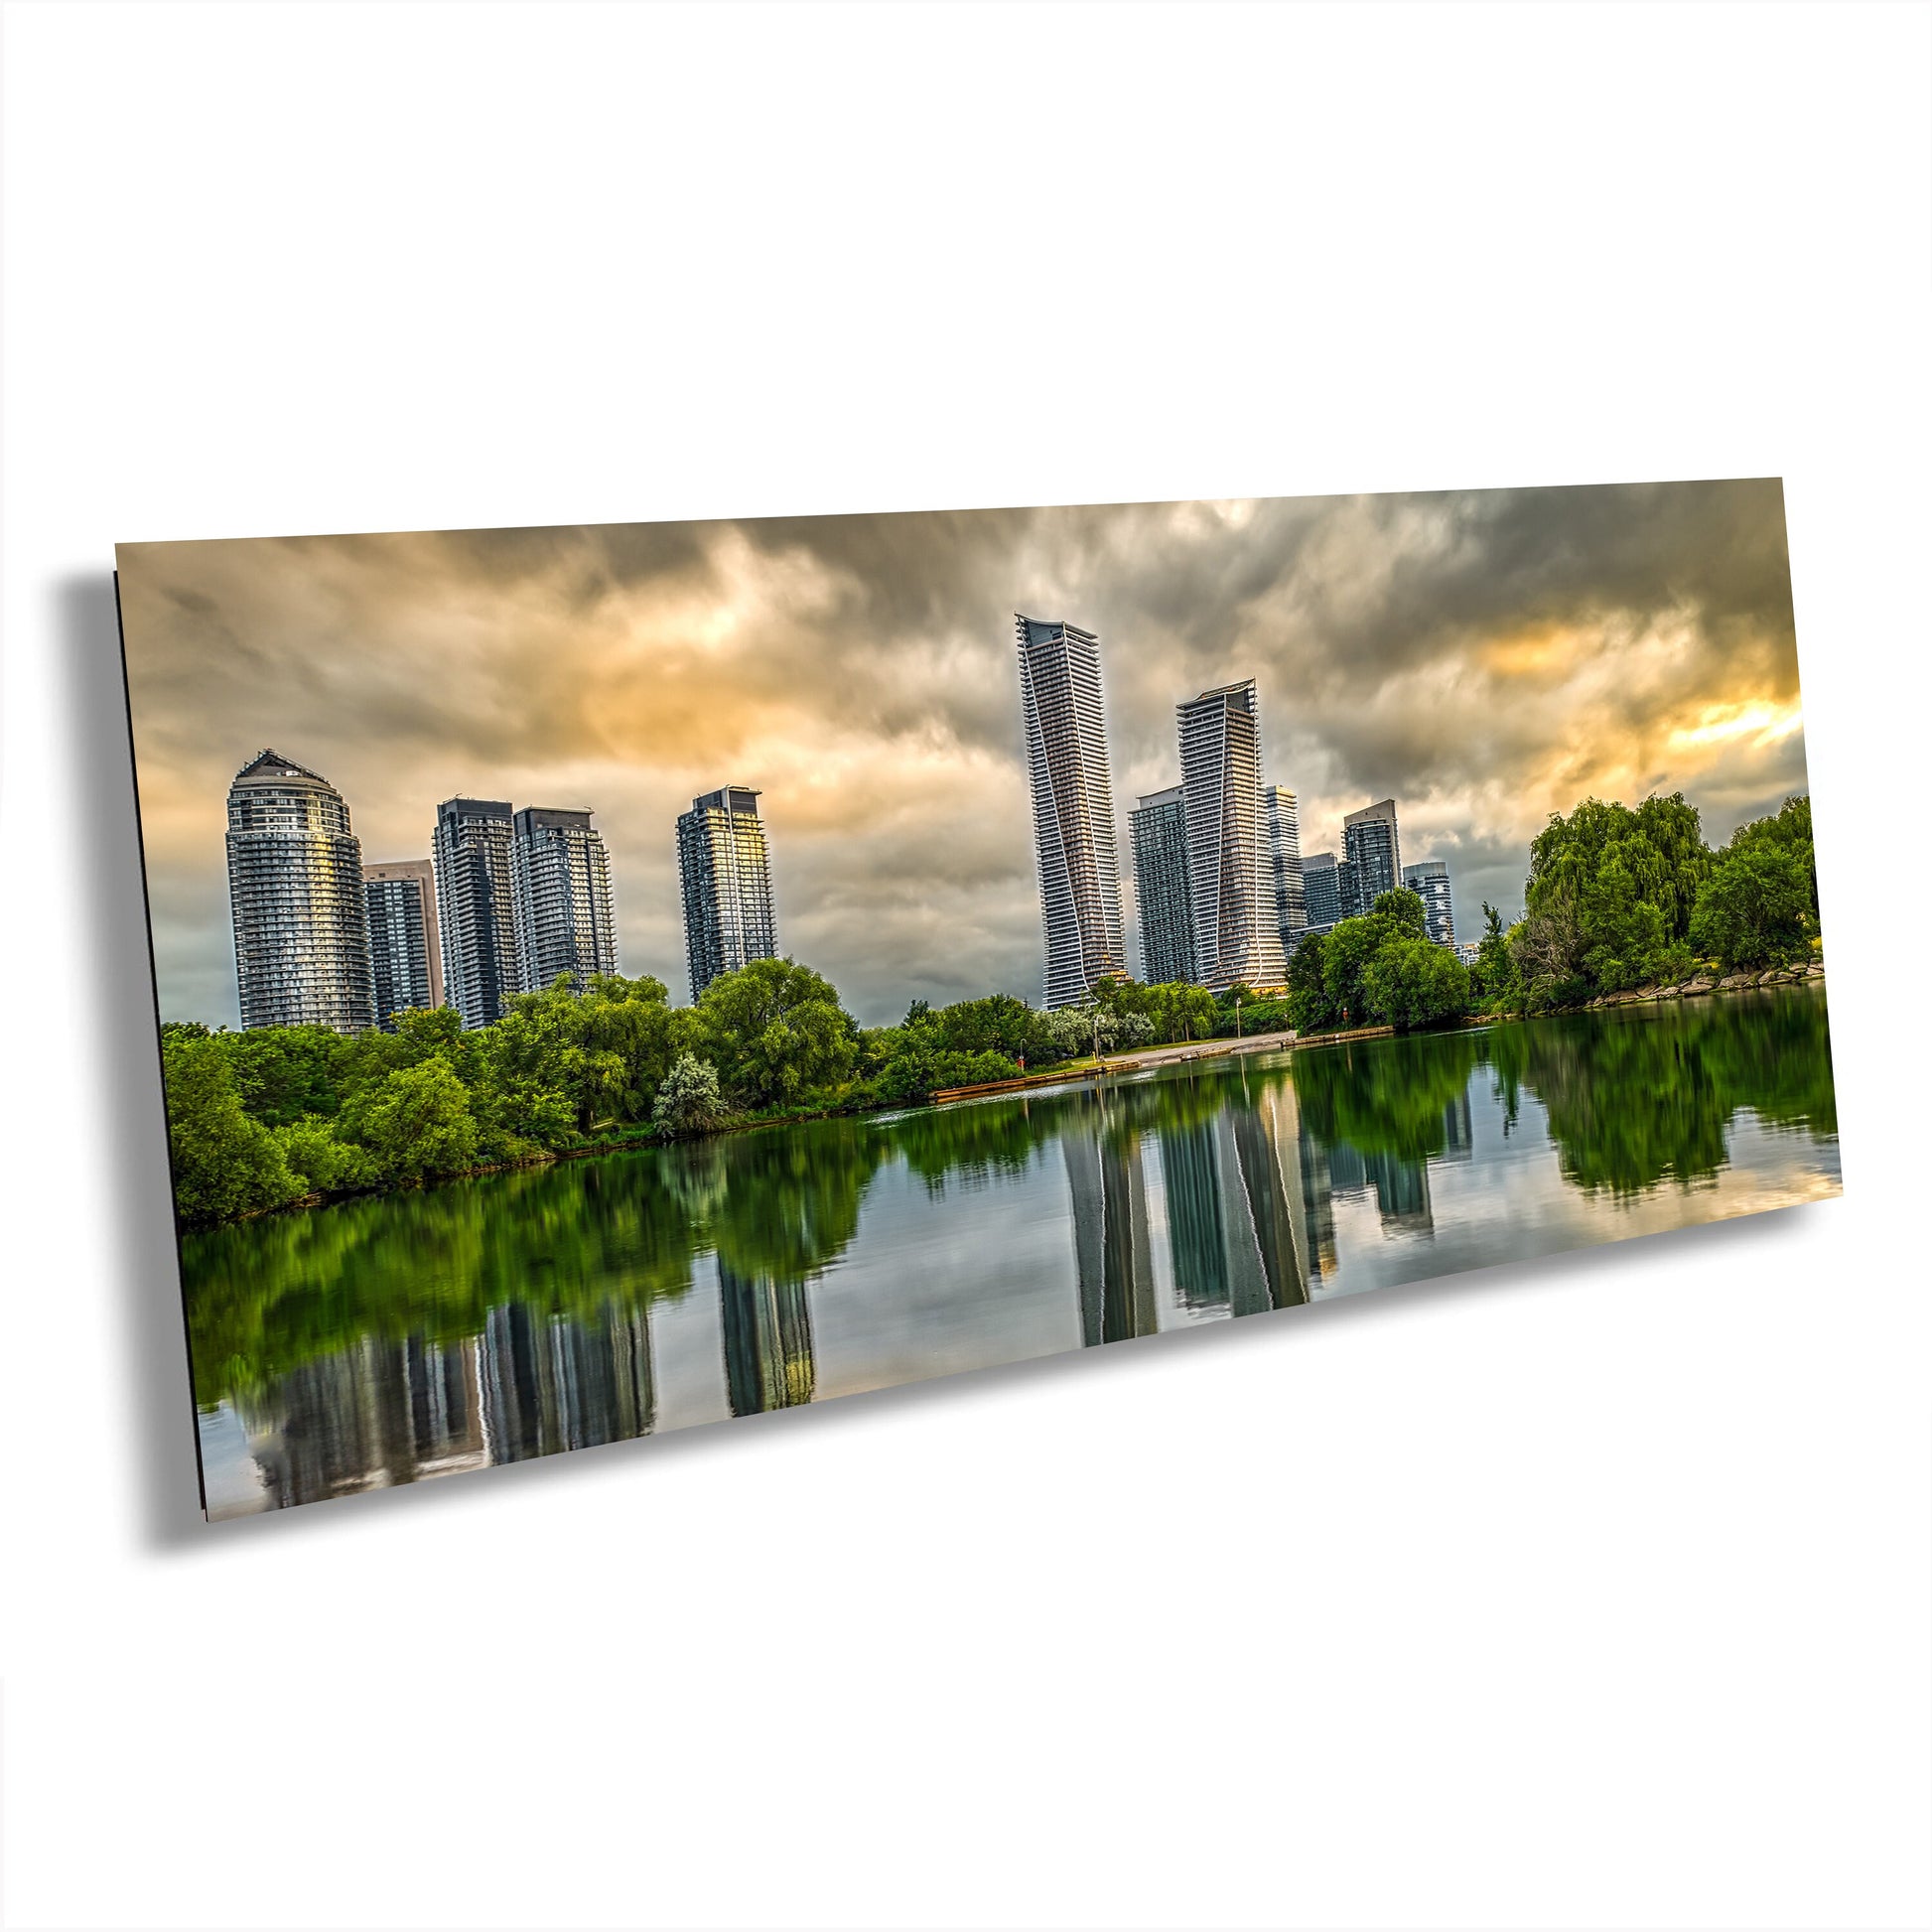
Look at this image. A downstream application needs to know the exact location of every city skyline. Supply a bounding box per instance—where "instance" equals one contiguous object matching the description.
[119,480,1809,1029]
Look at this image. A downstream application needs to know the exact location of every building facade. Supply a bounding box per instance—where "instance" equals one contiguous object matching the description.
[1266,783,1307,950]
[512,806,619,992]
[1015,615,1128,1009]
[433,797,521,1029]
[1402,859,1455,947]
[1130,785,1197,986]
[1342,798,1402,914]
[1302,850,1342,933]
[1176,678,1286,990]
[225,749,375,1033]
[362,859,443,1030]
[676,785,776,1000]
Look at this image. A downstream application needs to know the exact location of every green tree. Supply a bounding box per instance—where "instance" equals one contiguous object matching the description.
[1361,936,1472,1031]
[1520,792,1712,1001]
[1690,843,1814,970]
[272,1116,374,1193]
[1286,931,1335,1034]
[343,1060,480,1183]
[653,1053,733,1135]
[161,1035,299,1223]
[691,957,857,1107]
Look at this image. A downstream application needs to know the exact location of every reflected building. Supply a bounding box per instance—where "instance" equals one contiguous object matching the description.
[677,785,776,1000]
[1403,859,1455,947]
[512,805,619,992]
[1156,1086,1309,1315]
[718,1262,816,1416]
[1177,679,1287,991]
[1061,1100,1158,1345]
[434,797,521,1028]
[1016,615,1127,1008]
[479,1301,657,1458]
[225,749,375,1033]
[363,859,443,1030]
[1324,1138,1435,1238]
[233,1305,659,1507]
[1130,785,1197,987]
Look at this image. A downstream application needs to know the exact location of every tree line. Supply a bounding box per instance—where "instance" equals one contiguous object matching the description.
[162,959,1288,1225]
[161,789,1821,1226]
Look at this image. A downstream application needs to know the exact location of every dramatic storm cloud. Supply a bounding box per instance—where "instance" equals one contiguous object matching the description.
[118,479,1810,1027]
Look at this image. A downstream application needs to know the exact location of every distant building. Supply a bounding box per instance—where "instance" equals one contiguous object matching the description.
[676,785,776,1000]
[1015,615,1128,1008]
[1402,859,1455,947]
[1302,850,1342,934]
[225,749,375,1033]
[433,797,521,1029]
[512,807,619,993]
[1266,784,1306,945]
[1130,786,1196,986]
[1176,679,1286,990]
[1454,938,1483,969]
[1342,798,1402,913]
[363,859,443,1030]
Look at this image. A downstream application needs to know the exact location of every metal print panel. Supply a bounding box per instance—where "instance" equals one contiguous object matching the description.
[115,481,1839,1519]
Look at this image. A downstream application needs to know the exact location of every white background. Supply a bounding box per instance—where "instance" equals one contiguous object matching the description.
[3,5,1928,1928]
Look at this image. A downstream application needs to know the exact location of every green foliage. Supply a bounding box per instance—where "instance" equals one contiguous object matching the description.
[341,1060,480,1184]
[689,957,857,1108]
[917,991,1048,1062]
[223,1025,356,1127]
[877,1045,1018,1105]
[1518,792,1712,1001]
[161,1035,297,1223]
[1689,796,1819,970]
[1469,901,1521,1010]
[1370,888,1430,938]
[1286,892,1470,1035]
[1361,936,1472,1031]
[272,1116,374,1194]
[1286,931,1335,1034]
[653,1053,732,1136]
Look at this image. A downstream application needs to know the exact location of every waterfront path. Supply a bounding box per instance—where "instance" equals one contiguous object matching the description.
[933,1027,1308,1105]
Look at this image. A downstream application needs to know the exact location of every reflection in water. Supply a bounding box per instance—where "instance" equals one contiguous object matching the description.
[190,984,1840,1516]
[720,1264,816,1416]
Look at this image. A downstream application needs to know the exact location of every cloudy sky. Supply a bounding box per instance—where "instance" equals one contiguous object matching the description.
[118,479,1810,1028]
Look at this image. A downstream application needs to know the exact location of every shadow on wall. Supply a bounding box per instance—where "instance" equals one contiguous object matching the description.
[60,572,208,1549]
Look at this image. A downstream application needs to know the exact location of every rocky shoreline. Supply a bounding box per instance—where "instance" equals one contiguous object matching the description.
[1579,958,1825,1011]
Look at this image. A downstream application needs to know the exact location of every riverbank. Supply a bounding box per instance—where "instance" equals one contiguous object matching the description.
[1579,958,1824,1010]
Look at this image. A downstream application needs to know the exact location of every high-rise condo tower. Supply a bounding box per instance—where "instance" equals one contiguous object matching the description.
[512,807,619,992]
[677,785,776,1000]
[1342,798,1402,915]
[225,749,375,1033]
[363,859,443,1030]
[433,797,521,1028]
[1301,851,1342,934]
[1130,785,1197,987]
[1176,679,1287,990]
[1015,614,1126,1009]
[1266,784,1307,949]
[1402,859,1455,947]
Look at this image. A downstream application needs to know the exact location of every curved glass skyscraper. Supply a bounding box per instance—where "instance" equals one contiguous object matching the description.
[1016,614,1126,1009]
[1177,679,1287,991]
[225,749,375,1032]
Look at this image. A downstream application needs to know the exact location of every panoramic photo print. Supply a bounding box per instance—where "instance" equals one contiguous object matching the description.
[116,479,1838,1518]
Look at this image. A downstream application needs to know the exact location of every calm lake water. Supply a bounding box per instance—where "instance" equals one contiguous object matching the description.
[191,982,1840,1518]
